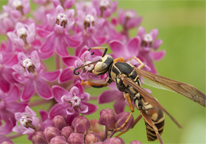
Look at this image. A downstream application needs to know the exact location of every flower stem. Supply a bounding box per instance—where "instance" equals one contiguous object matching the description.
[89,96,99,100]
[7,133,22,139]
[55,53,60,69]
[29,99,50,107]
[104,128,108,141]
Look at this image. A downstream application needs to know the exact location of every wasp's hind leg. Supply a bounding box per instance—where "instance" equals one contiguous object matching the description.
[126,57,145,69]
[110,93,134,134]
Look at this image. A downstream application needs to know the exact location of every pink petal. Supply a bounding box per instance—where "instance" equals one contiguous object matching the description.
[25,106,36,117]
[5,54,18,67]
[48,103,67,119]
[36,28,51,38]
[41,33,56,53]
[2,68,16,83]
[150,50,166,61]
[113,100,126,114]
[109,40,126,58]
[40,70,60,82]
[0,74,10,93]
[150,29,159,39]
[80,92,90,102]
[59,68,73,83]
[17,52,27,61]
[56,36,69,57]
[13,72,27,83]
[31,39,42,47]
[34,77,53,100]
[98,90,119,104]
[52,85,69,103]
[70,86,79,96]
[127,36,140,56]
[65,35,81,48]
[153,39,163,50]
[137,26,146,38]
[0,135,14,144]
[62,56,80,67]
[56,5,64,13]
[0,119,13,135]
[5,85,20,102]
[39,110,48,122]
[81,102,98,115]
[6,102,27,114]
[94,36,107,45]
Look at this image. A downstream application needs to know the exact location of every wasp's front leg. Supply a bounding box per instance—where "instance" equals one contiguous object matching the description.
[81,77,113,88]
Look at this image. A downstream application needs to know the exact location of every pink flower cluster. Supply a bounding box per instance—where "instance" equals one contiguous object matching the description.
[0,0,165,143]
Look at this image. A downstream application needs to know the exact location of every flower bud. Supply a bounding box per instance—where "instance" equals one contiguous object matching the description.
[50,136,67,144]
[116,112,134,132]
[2,142,13,144]
[130,140,142,144]
[104,137,125,144]
[97,131,105,140]
[31,131,47,144]
[89,119,101,133]
[85,133,98,144]
[98,109,116,128]
[52,115,67,130]
[61,126,73,139]
[67,132,84,144]
[72,115,90,134]
[43,126,60,142]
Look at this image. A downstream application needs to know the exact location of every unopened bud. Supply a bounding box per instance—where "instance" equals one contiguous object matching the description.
[116,112,134,132]
[130,140,142,144]
[89,119,101,133]
[52,115,67,130]
[67,132,84,144]
[43,126,60,142]
[104,137,125,144]
[50,136,67,144]
[85,133,98,144]
[98,109,116,128]
[72,115,90,134]
[61,126,73,139]
[31,131,47,144]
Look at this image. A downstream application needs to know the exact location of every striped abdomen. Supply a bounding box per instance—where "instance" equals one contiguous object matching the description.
[144,102,165,141]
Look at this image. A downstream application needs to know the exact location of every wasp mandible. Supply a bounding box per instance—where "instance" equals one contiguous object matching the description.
[73,47,206,144]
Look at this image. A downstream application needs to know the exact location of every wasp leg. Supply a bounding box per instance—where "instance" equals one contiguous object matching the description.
[114,57,124,62]
[81,80,109,88]
[88,47,108,57]
[126,57,145,69]
[115,114,142,137]
[112,93,134,133]
[140,109,164,144]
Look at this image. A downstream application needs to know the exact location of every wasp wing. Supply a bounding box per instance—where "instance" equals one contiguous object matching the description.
[135,68,206,107]
[122,77,182,128]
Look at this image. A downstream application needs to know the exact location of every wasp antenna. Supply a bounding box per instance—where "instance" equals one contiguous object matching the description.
[73,66,81,75]
[88,48,95,55]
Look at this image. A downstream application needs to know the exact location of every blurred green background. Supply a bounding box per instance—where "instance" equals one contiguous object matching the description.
[0,0,205,144]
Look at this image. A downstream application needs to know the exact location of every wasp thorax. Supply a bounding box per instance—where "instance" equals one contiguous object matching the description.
[12,0,24,15]
[84,14,95,30]
[20,115,36,130]
[56,13,67,28]
[141,34,153,47]
[22,58,36,73]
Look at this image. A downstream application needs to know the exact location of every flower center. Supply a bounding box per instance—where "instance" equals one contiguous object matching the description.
[17,28,29,45]
[70,96,81,107]
[22,58,36,73]
[100,0,110,17]
[0,12,8,20]
[84,61,94,71]
[20,115,36,130]
[125,11,134,19]
[141,34,153,47]
[84,14,95,30]
[56,13,67,28]
[12,0,24,15]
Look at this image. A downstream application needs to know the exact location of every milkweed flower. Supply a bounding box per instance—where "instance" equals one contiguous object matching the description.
[12,51,60,101]
[12,106,40,135]
[49,84,98,119]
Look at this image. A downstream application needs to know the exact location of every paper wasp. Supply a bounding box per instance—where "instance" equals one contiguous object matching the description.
[73,47,206,144]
